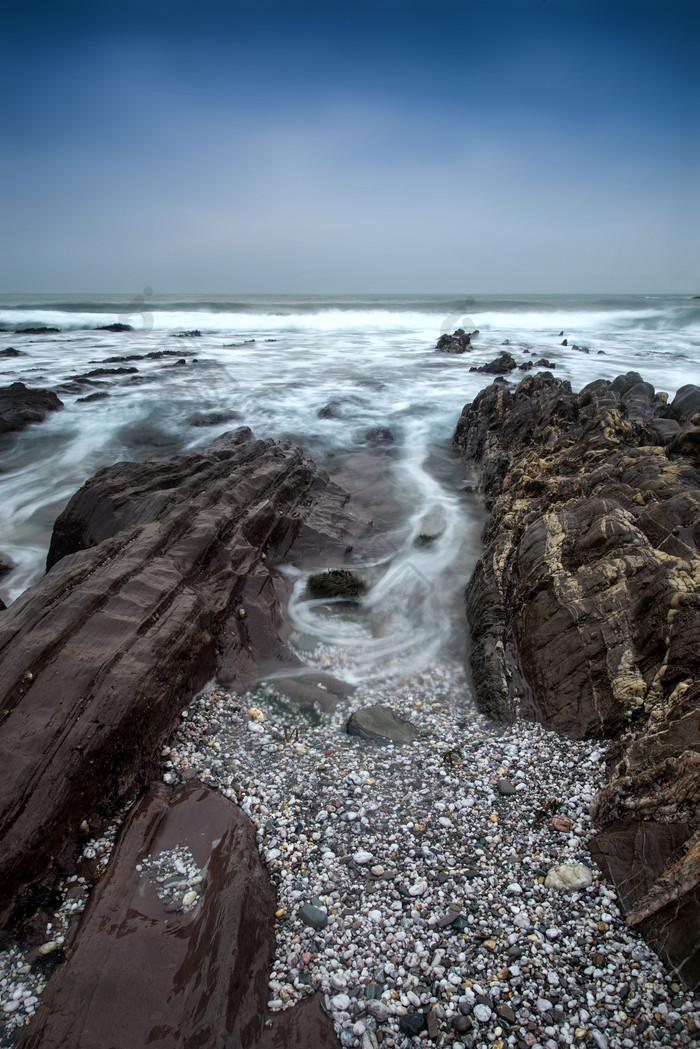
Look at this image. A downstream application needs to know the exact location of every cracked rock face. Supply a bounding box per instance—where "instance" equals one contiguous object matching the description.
[0,427,362,926]
[454,371,700,987]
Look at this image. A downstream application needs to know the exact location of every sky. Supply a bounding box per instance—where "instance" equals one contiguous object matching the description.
[1,0,699,293]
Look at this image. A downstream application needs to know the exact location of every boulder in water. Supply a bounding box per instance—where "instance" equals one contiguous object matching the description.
[0,382,63,434]
[469,351,517,375]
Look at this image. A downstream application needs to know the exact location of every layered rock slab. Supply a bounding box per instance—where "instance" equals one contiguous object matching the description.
[0,427,361,925]
[18,782,340,1049]
[454,371,700,986]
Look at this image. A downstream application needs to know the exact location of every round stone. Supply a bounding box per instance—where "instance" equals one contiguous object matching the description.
[544,863,593,891]
[299,903,328,930]
[354,850,373,864]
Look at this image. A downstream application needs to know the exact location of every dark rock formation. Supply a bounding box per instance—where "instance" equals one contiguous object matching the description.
[94,322,133,332]
[436,328,474,354]
[14,327,60,334]
[0,427,362,925]
[95,350,193,364]
[0,382,63,434]
[454,370,700,987]
[67,366,138,381]
[0,347,24,357]
[469,351,517,375]
[17,782,340,1049]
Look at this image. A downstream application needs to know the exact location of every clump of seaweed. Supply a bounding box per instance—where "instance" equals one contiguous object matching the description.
[306,569,367,599]
[414,532,441,548]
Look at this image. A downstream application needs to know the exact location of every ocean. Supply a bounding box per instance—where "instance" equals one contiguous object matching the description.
[1,292,698,680]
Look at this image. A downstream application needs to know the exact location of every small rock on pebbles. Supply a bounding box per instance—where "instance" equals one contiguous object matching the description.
[353,850,373,864]
[399,1011,426,1035]
[298,903,328,930]
[473,1003,492,1022]
[366,1001,390,1022]
[544,861,593,891]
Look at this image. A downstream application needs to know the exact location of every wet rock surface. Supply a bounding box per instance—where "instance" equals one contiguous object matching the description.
[469,351,518,375]
[0,427,362,927]
[0,383,63,434]
[436,328,476,354]
[16,781,340,1049]
[454,370,700,987]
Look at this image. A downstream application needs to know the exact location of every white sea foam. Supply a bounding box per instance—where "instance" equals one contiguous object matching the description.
[1,293,697,678]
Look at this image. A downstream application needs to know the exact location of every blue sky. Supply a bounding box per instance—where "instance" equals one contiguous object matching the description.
[2,0,698,292]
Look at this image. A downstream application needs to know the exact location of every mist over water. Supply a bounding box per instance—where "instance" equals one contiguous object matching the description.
[1,293,697,682]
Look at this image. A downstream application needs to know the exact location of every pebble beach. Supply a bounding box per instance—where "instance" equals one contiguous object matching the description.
[5,644,697,1049]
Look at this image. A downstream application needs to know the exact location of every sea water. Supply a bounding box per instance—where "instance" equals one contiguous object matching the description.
[1,293,698,680]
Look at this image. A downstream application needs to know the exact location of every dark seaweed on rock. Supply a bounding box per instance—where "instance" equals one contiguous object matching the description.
[306,568,367,599]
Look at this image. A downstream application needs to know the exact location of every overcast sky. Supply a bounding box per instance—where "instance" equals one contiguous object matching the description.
[1,0,698,293]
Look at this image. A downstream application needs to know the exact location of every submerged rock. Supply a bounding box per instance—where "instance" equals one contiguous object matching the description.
[364,426,394,444]
[0,382,63,434]
[346,705,420,745]
[0,427,362,924]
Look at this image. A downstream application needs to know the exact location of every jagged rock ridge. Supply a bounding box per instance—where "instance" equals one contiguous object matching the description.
[454,371,700,987]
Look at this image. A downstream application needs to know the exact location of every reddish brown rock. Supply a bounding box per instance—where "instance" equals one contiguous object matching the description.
[0,428,362,926]
[454,371,700,987]
[0,381,63,434]
[18,782,340,1049]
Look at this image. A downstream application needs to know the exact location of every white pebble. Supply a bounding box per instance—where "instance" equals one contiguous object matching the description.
[354,850,373,864]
